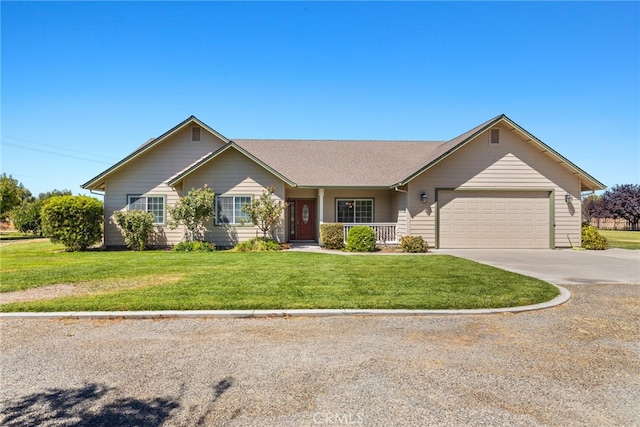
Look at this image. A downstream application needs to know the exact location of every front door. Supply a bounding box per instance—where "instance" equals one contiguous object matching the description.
[293,200,315,241]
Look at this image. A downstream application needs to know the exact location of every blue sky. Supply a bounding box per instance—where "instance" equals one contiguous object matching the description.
[2,1,638,197]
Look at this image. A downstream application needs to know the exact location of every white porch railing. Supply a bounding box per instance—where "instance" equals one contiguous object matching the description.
[343,223,398,244]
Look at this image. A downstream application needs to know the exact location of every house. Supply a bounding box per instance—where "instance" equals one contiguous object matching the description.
[82,114,605,249]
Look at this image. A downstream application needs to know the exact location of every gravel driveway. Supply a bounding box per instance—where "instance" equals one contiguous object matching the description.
[1,284,638,426]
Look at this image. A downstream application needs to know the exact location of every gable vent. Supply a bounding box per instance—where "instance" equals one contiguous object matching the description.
[490,128,500,144]
[192,126,201,142]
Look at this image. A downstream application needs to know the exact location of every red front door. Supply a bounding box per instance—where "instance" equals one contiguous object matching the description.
[293,200,315,241]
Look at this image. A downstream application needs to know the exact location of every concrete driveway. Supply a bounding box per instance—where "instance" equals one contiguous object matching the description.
[436,248,640,285]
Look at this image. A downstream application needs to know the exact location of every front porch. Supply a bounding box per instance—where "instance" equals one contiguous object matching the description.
[285,186,407,245]
[343,223,398,245]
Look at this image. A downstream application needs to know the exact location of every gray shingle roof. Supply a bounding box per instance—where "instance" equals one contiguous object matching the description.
[232,139,443,187]
[83,114,605,192]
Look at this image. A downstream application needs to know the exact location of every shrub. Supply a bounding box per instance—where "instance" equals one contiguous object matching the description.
[581,224,609,250]
[113,210,155,251]
[11,190,72,235]
[399,235,429,253]
[11,199,44,235]
[173,241,216,252]
[41,195,103,251]
[345,225,377,252]
[320,223,345,250]
[233,237,281,252]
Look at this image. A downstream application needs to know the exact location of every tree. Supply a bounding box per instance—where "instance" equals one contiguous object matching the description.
[599,184,640,230]
[240,186,287,239]
[0,173,32,221]
[11,189,72,235]
[41,195,103,251]
[168,186,216,242]
[581,193,601,224]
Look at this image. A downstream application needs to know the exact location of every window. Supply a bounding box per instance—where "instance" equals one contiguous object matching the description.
[192,126,201,142]
[336,199,373,223]
[216,195,251,225]
[127,195,165,224]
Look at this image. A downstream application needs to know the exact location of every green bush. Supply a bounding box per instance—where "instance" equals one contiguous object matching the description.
[399,235,429,253]
[345,225,377,252]
[320,223,345,250]
[113,210,155,251]
[41,195,103,251]
[173,241,216,252]
[233,237,281,252]
[11,199,44,235]
[581,224,609,250]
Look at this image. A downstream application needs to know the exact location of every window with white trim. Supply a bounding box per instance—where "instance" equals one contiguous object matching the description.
[127,195,165,224]
[336,199,373,223]
[216,195,252,225]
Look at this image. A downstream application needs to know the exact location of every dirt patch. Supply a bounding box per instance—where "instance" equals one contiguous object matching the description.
[0,275,184,305]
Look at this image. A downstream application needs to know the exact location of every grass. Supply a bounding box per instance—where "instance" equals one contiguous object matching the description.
[598,230,640,250]
[0,241,559,312]
[0,231,40,241]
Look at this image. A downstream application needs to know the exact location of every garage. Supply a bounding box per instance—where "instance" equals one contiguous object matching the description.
[438,190,551,248]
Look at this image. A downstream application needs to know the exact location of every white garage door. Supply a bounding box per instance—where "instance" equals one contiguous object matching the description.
[438,191,550,248]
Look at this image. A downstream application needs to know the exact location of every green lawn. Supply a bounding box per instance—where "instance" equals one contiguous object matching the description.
[0,241,559,312]
[598,230,640,250]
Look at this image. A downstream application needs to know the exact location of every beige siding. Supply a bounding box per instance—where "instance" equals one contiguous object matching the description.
[409,123,581,248]
[182,148,286,247]
[104,126,226,247]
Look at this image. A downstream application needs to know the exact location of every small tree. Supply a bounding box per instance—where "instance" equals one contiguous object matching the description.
[600,184,640,231]
[168,186,216,241]
[241,186,287,239]
[113,210,155,250]
[41,195,103,251]
[0,173,32,221]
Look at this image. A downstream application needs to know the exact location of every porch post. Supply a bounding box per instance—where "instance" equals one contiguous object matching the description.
[318,188,325,244]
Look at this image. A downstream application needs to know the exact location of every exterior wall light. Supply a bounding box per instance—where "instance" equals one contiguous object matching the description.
[421,192,428,204]
[565,194,573,203]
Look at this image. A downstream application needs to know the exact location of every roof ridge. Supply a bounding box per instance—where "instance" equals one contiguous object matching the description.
[232,138,445,143]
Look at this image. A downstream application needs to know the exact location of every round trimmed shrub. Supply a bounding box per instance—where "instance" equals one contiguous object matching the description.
[41,195,103,251]
[320,223,345,250]
[581,224,608,250]
[345,225,376,252]
[399,235,429,253]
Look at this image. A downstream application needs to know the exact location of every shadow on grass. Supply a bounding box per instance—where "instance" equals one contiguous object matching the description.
[0,383,179,426]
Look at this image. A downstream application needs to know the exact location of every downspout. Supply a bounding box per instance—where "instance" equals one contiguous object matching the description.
[89,190,105,197]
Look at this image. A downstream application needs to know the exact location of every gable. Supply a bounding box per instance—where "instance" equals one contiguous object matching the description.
[82,116,228,191]
[395,115,605,191]
[420,123,582,190]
